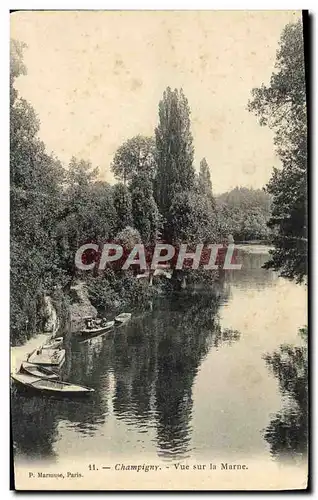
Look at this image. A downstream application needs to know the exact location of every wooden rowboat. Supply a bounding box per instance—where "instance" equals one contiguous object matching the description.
[27,348,65,367]
[80,320,115,337]
[42,337,63,350]
[11,373,94,396]
[114,313,132,325]
[20,362,59,380]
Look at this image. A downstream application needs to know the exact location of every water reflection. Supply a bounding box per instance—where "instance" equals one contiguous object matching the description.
[11,246,306,466]
[212,328,241,349]
[12,285,241,462]
[221,249,276,291]
[263,329,308,463]
[109,290,233,459]
[11,389,59,462]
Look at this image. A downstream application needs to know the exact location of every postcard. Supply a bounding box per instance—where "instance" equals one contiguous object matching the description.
[10,10,308,491]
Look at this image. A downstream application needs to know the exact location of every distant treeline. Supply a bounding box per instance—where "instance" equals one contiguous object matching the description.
[215,187,273,242]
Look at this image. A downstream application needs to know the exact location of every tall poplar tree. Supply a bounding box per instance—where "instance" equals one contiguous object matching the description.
[155,87,195,228]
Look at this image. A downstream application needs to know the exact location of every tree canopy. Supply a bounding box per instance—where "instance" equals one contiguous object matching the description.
[155,87,195,225]
[216,187,272,242]
[111,135,156,184]
[248,19,307,282]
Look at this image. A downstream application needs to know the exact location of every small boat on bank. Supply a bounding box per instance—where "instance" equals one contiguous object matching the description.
[27,348,66,368]
[114,313,132,325]
[11,373,94,396]
[42,337,63,350]
[20,362,59,380]
[79,320,115,337]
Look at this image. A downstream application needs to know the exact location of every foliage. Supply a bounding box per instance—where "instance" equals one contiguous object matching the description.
[167,191,217,244]
[263,326,307,462]
[248,20,307,282]
[10,39,27,103]
[111,135,156,184]
[113,183,133,232]
[10,40,67,343]
[215,187,273,241]
[86,271,121,311]
[87,270,154,312]
[155,87,195,227]
[56,159,117,275]
[130,174,159,243]
[197,158,215,207]
[114,226,142,250]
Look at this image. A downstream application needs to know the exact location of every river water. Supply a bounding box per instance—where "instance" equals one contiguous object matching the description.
[11,246,307,477]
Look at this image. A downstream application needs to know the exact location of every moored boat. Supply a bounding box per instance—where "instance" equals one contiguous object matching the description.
[27,348,66,368]
[11,373,94,395]
[20,362,59,379]
[79,320,115,337]
[114,312,132,325]
[42,337,63,350]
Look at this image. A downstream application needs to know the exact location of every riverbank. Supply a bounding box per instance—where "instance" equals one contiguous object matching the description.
[235,244,274,254]
[11,332,50,374]
[10,245,262,348]
[11,247,307,475]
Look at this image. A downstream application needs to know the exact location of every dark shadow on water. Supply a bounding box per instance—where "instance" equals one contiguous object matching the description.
[11,388,59,462]
[220,249,276,291]
[12,247,282,463]
[263,329,308,464]
[11,284,243,463]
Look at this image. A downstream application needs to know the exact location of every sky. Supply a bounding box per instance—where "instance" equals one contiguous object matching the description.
[11,10,301,193]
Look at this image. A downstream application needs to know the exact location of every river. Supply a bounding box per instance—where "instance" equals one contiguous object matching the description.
[11,246,308,487]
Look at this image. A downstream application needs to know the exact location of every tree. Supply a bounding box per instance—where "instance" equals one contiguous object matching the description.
[57,159,117,275]
[167,191,216,245]
[215,187,272,241]
[130,174,159,243]
[115,226,142,250]
[155,87,195,227]
[10,39,27,104]
[198,158,214,205]
[111,135,156,184]
[248,20,307,282]
[113,183,133,232]
[10,39,66,342]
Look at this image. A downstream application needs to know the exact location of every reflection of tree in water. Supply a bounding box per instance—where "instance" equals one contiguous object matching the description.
[111,321,157,425]
[12,281,243,463]
[154,296,241,460]
[211,327,241,349]
[55,336,113,433]
[12,335,115,463]
[110,285,242,461]
[155,327,195,460]
[221,250,276,290]
[263,329,308,463]
[11,389,59,462]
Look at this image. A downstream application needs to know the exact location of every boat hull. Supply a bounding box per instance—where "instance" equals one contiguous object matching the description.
[27,348,66,367]
[11,374,94,397]
[114,313,132,326]
[79,322,115,337]
[20,362,59,380]
[42,337,63,350]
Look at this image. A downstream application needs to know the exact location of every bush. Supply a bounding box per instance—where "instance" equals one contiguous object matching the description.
[87,269,154,313]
